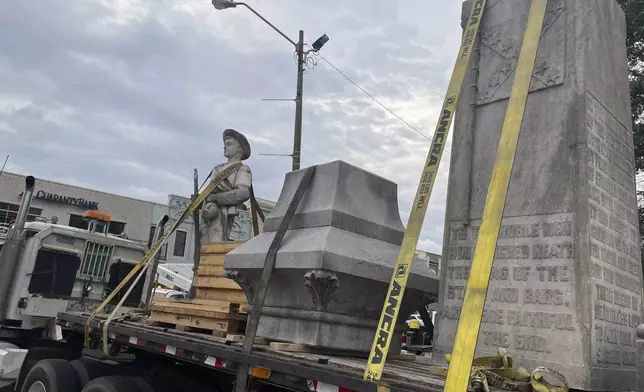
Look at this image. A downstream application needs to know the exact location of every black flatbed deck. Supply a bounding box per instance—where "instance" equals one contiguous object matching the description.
[57,312,460,392]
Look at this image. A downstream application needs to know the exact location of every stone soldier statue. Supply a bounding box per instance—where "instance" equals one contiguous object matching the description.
[199,129,252,244]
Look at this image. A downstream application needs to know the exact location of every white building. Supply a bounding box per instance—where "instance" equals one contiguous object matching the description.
[150,195,196,264]
[0,172,162,244]
[0,172,275,265]
[414,249,441,275]
[229,196,276,241]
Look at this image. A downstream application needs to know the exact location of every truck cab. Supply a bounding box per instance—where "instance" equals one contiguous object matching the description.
[0,177,164,390]
[1,210,150,336]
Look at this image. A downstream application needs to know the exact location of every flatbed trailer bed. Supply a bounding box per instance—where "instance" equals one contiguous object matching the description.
[57,312,468,392]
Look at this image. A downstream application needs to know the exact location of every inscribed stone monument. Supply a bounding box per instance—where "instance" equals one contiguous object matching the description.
[224,160,440,352]
[433,1,643,391]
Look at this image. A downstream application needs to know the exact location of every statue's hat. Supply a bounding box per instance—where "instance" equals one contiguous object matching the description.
[223,128,251,160]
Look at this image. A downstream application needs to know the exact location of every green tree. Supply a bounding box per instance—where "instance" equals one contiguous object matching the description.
[617,0,644,167]
[617,0,644,255]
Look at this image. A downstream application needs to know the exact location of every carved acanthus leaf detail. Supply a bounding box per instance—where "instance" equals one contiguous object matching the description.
[304,270,340,311]
[224,270,255,303]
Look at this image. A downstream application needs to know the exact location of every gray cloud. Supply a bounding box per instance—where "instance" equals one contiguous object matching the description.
[0,0,462,254]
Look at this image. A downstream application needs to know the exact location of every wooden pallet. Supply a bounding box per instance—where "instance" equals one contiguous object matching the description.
[195,242,248,305]
[149,242,252,337]
[150,298,246,338]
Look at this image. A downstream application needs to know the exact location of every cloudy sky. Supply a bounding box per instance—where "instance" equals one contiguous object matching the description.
[0,0,463,254]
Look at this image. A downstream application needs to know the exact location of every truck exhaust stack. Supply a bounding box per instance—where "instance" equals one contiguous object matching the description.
[0,176,36,323]
[143,214,170,306]
[14,176,35,232]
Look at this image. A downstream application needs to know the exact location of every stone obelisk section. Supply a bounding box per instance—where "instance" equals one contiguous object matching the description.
[433,1,642,390]
[224,160,439,353]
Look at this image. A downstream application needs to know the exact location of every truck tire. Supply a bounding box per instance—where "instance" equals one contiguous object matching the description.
[20,359,81,392]
[81,377,153,392]
[70,359,115,388]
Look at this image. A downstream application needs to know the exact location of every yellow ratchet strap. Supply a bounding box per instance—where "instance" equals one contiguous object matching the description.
[429,349,568,392]
[363,0,488,382]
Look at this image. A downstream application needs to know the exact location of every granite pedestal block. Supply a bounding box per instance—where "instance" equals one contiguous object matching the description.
[224,160,439,352]
[434,1,643,391]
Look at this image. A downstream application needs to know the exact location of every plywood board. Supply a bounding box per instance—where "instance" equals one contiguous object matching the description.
[152,302,231,314]
[194,276,242,290]
[196,288,247,304]
[151,304,246,321]
[197,265,226,276]
[200,254,226,266]
[201,241,245,254]
[151,298,240,313]
[149,311,234,332]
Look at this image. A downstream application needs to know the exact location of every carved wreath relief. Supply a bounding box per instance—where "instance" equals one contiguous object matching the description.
[304,270,340,311]
[476,0,566,105]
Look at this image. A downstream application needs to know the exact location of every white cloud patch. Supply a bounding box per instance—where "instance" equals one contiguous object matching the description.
[123,186,167,204]
[0,121,16,134]
[0,0,463,255]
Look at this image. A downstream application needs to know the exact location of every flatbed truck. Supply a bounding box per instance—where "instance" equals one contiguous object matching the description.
[0,176,458,392]
[45,311,454,392]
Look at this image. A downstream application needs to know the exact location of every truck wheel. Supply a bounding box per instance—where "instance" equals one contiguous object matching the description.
[81,377,153,392]
[70,359,115,388]
[20,359,80,392]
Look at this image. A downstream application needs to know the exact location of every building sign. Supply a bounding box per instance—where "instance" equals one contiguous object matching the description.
[21,190,99,210]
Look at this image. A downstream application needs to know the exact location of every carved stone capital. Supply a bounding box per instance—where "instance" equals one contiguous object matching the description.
[304,270,340,311]
[224,270,254,303]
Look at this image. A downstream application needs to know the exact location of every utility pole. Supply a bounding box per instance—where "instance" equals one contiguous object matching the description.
[211,1,329,172]
[190,168,200,299]
[0,155,8,177]
[292,30,305,171]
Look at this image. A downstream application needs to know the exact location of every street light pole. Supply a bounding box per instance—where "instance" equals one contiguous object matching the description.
[292,30,304,171]
[211,0,328,172]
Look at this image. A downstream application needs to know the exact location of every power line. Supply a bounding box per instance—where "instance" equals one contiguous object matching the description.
[318,55,431,142]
